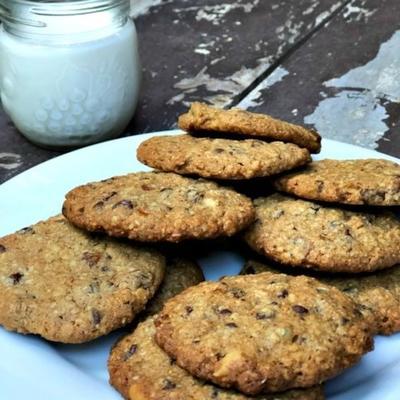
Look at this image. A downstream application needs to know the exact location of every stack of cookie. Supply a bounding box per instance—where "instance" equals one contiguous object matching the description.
[106,104,385,399]
[1,101,399,399]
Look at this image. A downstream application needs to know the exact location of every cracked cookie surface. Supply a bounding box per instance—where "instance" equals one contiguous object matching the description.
[178,102,321,153]
[241,259,400,336]
[63,172,255,242]
[243,193,400,273]
[155,273,372,395]
[137,135,311,180]
[0,215,165,343]
[109,317,325,400]
[274,159,400,206]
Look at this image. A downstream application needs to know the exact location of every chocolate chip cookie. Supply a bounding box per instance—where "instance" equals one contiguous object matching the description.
[242,259,400,336]
[274,159,400,206]
[109,317,325,400]
[178,102,321,153]
[155,273,372,395]
[137,135,311,180]
[63,172,255,242]
[0,215,165,343]
[243,193,400,273]
[142,256,204,317]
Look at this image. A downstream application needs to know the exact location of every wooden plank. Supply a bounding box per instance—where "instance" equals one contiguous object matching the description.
[238,0,400,157]
[0,0,348,183]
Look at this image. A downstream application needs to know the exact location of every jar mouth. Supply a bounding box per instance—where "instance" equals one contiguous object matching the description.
[0,0,130,41]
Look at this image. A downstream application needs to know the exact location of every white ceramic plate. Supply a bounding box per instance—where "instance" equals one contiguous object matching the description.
[1,130,400,400]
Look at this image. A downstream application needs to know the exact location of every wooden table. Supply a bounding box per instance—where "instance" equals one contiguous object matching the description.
[1,0,399,183]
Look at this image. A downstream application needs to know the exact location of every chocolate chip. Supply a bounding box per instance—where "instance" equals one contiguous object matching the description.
[292,305,309,315]
[82,251,101,267]
[92,309,102,325]
[256,311,275,320]
[123,344,137,361]
[277,289,288,298]
[78,207,85,213]
[93,201,104,209]
[225,322,238,328]
[217,308,232,316]
[215,352,224,361]
[10,272,23,284]
[162,379,176,390]
[103,191,117,201]
[213,148,225,153]
[316,180,324,193]
[112,199,134,209]
[141,184,153,191]
[18,226,34,234]
[0,244,6,253]
[185,305,193,315]
[341,317,350,325]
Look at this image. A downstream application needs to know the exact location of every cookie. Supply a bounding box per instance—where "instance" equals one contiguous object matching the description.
[155,273,372,395]
[63,172,255,242]
[137,134,311,180]
[274,159,400,206]
[243,193,400,273]
[109,317,325,400]
[242,259,400,336]
[0,215,165,343]
[142,256,204,317]
[178,102,321,153]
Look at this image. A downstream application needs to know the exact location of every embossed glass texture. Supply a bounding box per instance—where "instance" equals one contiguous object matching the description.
[0,0,140,147]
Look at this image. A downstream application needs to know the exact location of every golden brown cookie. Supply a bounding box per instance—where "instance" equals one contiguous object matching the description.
[142,256,204,317]
[63,172,255,242]
[243,193,400,273]
[241,259,400,336]
[178,102,321,153]
[155,273,372,395]
[0,215,165,343]
[274,159,400,206]
[109,317,325,400]
[137,134,311,180]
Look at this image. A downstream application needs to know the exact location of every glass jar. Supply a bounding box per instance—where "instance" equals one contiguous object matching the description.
[0,0,140,148]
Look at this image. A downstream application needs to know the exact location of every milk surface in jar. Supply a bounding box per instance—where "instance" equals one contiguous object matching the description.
[0,0,140,148]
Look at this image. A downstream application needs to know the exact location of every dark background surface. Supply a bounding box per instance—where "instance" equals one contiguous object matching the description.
[1,0,399,183]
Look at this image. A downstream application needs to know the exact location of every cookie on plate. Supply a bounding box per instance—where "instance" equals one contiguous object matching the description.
[142,256,204,317]
[137,134,311,180]
[109,317,325,400]
[243,193,400,273]
[155,273,372,395]
[241,259,400,335]
[63,172,255,242]
[274,159,400,206]
[178,102,321,153]
[0,215,165,343]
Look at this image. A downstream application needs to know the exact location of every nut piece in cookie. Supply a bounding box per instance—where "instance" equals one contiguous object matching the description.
[243,193,400,273]
[241,259,400,336]
[137,134,311,180]
[155,273,372,395]
[0,215,165,343]
[63,172,255,242]
[274,159,400,206]
[178,102,321,153]
[108,317,325,400]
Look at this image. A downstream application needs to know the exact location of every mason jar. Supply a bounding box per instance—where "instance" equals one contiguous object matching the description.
[0,0,140,148]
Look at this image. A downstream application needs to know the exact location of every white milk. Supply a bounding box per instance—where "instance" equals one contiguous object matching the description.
[0,1,140,148]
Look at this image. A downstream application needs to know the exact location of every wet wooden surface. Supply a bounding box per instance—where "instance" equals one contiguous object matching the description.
[1,0,399,183]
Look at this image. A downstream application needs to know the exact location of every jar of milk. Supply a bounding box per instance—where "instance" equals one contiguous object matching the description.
[0,0,140,148]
